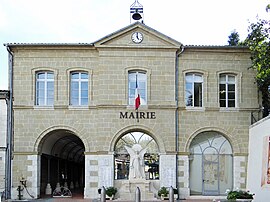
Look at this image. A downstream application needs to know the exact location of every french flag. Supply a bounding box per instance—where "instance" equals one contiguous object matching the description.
[135,74,141,110]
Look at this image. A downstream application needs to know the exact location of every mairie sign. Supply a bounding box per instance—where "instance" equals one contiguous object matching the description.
[120,111,156,119]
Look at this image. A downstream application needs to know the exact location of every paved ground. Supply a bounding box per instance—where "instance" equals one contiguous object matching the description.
[4,198,228,202]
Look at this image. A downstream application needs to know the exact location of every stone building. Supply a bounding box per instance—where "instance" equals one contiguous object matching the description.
[0,97,7,194]
[5,21,260,200]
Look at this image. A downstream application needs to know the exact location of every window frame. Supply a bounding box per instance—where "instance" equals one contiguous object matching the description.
[219,74,236,108]
[70,71,89,106]
[185,72,204,108]
[35,71,54,106]
[128,71,147,107]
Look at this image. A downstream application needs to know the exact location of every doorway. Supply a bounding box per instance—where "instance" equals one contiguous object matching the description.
[39,129,85,198]
[189,131,233,196]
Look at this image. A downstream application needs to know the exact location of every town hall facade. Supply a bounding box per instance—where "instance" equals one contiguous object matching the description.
[4,21,260,200]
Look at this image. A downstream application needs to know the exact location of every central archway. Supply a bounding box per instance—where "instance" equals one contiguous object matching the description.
[39,129,85,198]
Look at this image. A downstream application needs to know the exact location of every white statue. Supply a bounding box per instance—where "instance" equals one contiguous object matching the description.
[124,144,147,179]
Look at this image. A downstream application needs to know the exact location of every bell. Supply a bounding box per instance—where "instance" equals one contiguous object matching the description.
[132,12,142,20]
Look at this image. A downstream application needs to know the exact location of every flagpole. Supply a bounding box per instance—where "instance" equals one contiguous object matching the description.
[135,72,140,123]
[136,109,139,123]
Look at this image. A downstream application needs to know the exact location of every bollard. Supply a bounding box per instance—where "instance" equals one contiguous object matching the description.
[135,187,141,202]
[169,186,174,202]
[101,186,106,202]
[17,185,24,200]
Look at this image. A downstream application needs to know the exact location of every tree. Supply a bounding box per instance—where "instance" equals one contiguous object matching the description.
[244,17,270,117]
[228,30,240,46]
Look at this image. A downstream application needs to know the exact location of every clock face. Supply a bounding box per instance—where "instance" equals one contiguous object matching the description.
[131,32,143,43]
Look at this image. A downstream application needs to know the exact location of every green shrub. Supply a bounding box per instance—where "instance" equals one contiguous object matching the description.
[158,186,169,197]
[227,190,254,200]
[106,186,117,197]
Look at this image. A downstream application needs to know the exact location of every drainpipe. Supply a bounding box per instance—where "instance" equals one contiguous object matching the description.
[175,44,184,200]
[5,45,14,200]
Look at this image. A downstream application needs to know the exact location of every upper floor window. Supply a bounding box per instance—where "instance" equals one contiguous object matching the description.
[185,73,203,107]
[36,71,54,106]
[128,71,147,107]
[219,74,236,108]
[70,72,89,106]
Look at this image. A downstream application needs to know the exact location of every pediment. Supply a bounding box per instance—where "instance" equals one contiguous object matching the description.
[94,22,182,49]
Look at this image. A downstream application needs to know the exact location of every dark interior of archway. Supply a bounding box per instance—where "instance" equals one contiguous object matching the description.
[40,130,85,197]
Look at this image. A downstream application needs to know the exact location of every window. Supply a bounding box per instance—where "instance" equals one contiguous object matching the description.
[70,72,89,106]
[185,73,203,107]
[219,74,236,108]
[128,72,147,106]
[36,71,54,106]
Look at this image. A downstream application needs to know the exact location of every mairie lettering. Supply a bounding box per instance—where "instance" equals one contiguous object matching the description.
[120,111,156,119]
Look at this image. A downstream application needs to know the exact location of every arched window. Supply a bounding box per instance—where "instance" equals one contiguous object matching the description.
[70,72,89,106]
[185,73,203,107]
[189,132,233,196]
[219,74,236,108]
[128,71,147,106]
[114,132,159,180]
[36,71,54,106]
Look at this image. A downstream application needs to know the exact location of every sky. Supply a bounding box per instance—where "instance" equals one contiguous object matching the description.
[0,0,269,90]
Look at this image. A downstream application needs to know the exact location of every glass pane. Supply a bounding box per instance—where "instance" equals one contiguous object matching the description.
[71,82,79,90]
[194,83,202,107]
[81,82,88,90]
[219,75,226,83]
[81,90,88,98]
[71,90,79,98]
[219,154,233,194]
[219,92,225,99]
[37,82,45,90]
[47,90,54,98]
[47,82,54,90]
[194,75,202,82]
[37,73,45,79]
[81,98,88,105]
[47,98,54,106]
[139,82,145,89]
[228,75,235,83]
[228,92,235,99]
[71,98,79,106]
[37,89,44,98]
[47,73,54,79]
[220,100,226,107]
[185,91,193,106]
[185,74,193,82]
[228,84,235,91]
[190,154,203,195]
[129,82,136,89]
[71,73,79,79]
[37,98,44,106]
[228,100,235,107]
[81,73,88,79]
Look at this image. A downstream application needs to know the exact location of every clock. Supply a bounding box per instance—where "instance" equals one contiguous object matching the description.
[131,32,143,43]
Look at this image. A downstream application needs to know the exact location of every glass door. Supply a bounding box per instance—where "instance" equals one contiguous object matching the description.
[202,147,219,195]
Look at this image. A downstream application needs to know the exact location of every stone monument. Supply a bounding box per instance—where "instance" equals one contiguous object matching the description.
[120,144,154,200]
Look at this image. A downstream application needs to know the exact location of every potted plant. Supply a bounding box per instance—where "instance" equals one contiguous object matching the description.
[106,186,117,200]
[158,186,169,200]
[227,189,254,201]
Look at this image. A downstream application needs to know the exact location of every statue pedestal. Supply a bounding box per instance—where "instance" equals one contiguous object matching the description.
[120,179,154,200]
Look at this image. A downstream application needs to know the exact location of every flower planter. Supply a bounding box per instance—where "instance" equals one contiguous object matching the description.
[236,199,253,202]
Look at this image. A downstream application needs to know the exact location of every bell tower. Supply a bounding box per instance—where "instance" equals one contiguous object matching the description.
[130,0,144,23]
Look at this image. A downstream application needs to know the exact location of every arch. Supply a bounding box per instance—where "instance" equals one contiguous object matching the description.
[189,130,234,195]
[34,125,90,153]
[110,125,166,153]
[184,126,239,154]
